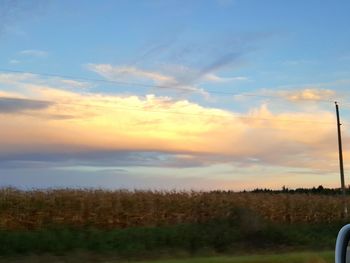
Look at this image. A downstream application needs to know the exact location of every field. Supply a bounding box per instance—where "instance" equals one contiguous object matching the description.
[0,188,348,230]
[0,188,346,261]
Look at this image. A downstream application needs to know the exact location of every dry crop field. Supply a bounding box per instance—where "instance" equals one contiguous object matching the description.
[0,188,347,230]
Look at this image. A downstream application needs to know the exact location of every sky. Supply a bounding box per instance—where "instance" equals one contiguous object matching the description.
[1,0,350,190]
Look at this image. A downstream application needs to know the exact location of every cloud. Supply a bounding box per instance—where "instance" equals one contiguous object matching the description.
[52,78,90,89]
[0,165,232,190]
[19,49,48,57]
[0,97,52,113]
[198,52,242,78]
[0,72,90,91]
[0,74,350,183]
[236,88,337,103]
[167,52,245,86]
[86,34,251,97]
[204,73,247,83]
[87,64,208,95]
[0,72,343,174]
[0,150,213,174]
[88,64,172,83]
[132,38,177,65]
[87,63,246,97]
[281,88,335,102]
[282,59,317,66]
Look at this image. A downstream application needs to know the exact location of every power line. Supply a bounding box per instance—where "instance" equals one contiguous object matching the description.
[0,68,336,103]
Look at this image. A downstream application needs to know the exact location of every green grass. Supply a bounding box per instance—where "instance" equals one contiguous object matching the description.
[141,251,334,263]
[0,251,334,263]
[0,220,340,257]
[0,207,341,260]
[142,251,334,263]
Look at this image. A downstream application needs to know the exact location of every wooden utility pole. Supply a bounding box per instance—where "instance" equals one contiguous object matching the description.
[335,101,347,218]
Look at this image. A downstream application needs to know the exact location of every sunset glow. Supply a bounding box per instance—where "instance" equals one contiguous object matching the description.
[1,0,350,190]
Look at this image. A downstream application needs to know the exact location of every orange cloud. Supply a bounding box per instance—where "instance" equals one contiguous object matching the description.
[282,88,335,101]
[0,73,344,173]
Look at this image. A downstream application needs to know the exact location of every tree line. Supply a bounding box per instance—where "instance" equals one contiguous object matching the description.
[249,185,350,195]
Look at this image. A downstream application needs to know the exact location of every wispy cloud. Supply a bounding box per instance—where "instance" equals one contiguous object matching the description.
[282,59,317,66]
[204,73,247,83]
[281,88,336,102]
[19,49,48,57]
[234,88,337,103]
[0,72,90,91]
[198,52,242,78]
[87,64,208,95]
[166,52,245,86]
[87,63,247,97]
[88,64,172,83]
[91,32,251,95]
[53,78,90,89]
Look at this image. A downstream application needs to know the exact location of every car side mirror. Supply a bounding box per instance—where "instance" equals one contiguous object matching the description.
[336,224,350,263]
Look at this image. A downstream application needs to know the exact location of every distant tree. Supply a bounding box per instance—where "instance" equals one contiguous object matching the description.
[282,186,289,192]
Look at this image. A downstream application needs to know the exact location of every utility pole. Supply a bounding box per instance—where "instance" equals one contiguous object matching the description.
[335,101,347,219]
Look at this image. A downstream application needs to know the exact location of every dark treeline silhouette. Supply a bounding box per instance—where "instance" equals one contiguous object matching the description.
[249,185,350,195]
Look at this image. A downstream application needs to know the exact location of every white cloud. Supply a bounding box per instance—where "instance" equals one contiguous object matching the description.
[204,73,247,83]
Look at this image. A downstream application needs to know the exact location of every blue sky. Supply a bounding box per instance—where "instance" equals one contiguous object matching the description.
[0,0,350,190]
